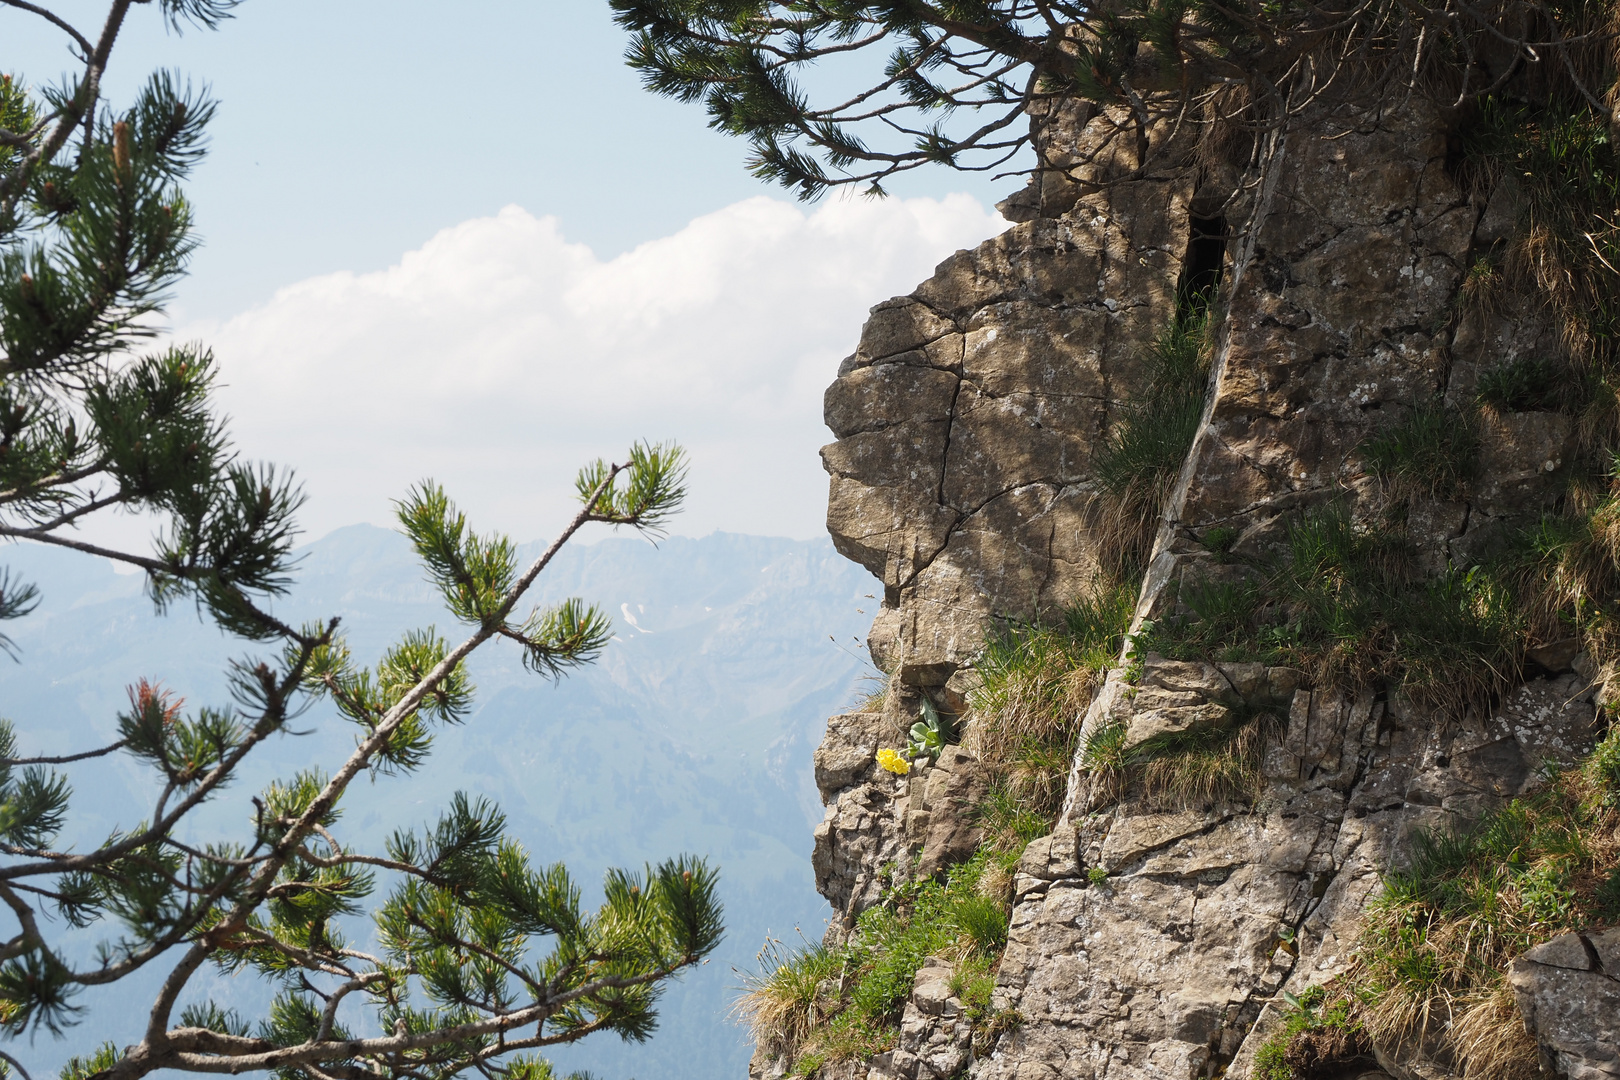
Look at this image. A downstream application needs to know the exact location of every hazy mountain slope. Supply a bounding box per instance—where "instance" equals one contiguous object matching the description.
[0,525,878,1078]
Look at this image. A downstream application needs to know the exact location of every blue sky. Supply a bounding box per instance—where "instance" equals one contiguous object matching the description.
[9,2,1014,540]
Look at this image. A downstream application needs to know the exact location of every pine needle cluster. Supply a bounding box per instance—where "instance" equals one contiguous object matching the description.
[0,4,723,1077]
[610,0,1618,199]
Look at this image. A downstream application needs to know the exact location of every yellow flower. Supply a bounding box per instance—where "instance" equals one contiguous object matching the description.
[875,748,910,776]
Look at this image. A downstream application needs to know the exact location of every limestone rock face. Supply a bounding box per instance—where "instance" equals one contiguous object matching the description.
[1510,929,1620,1080]
[1162,100,1568,582]
[789,76,1606,1080]
[983,666,1598,1080]
[811,710,913,919]
[823,175,1193,687]
[908,746,990,879]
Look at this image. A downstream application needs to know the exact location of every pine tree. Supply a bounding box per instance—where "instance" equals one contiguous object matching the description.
[1,3,723,1077]
[609,0,1617,199]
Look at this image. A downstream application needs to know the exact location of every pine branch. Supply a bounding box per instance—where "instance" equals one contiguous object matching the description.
[0,0,137,219]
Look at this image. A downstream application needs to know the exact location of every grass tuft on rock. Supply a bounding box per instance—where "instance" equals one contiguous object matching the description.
[967,586,1135,834]
[1360,400,1480,500]
[1344,740,1620,1079]
[1081,706,1280,810]
[1138,507,1522,712]
[1508,495,1620,652]
[1475,356,1567,413]
[1093,308,1214,574]
[735,853,1016,1076]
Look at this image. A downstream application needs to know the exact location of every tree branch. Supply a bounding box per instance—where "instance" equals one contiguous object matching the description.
[2,737,127,765]
[0,0,137,218]
[0,0,93,55]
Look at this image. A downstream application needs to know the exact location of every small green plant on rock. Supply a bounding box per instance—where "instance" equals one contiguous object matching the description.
[736,852,1015,1076]
[908,696,954,762]
[1253,986,1370,1080]
[1202,525,1241,562]
[1361,400,1480,500]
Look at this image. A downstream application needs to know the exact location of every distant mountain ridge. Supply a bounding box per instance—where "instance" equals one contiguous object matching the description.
[0,525,878,1078]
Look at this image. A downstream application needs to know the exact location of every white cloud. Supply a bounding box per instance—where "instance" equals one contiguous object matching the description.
[184,193,1004,545]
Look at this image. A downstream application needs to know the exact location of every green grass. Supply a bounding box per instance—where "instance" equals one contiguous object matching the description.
[948,953,997,1023]
[1136,506,1523,711]
[1253,987,1368,1080]
[1476,356,1567,413]
[1346,747,1620,1077]
[737,852,1016,1074]
[976,778,1059,853]
[1458,98,1620,459]
[1094,308,1214,573]
[1140,577,1266,663]
[1588,723,1620,801]
[968,586,1135,833]
[1137,711,1279,807]
[1360,401,1480,499]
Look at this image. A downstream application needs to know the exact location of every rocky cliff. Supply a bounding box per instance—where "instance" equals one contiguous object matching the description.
[756,89,1619,1080]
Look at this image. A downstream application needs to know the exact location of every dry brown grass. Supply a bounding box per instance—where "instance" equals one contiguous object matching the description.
[852,667,892,713]
[965,648,1096,777]
[1458,257,1505,319]
[732,938,843,1058]
[1138,711,1280,810]
[976,855,1017,907]
[1448,983,1540,1080]
[1346,763,1620,1080]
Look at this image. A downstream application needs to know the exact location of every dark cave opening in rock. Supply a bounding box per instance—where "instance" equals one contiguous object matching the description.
[1180,214,1229,310]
